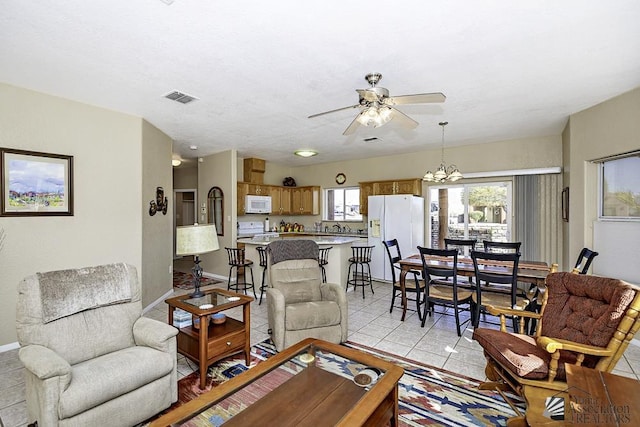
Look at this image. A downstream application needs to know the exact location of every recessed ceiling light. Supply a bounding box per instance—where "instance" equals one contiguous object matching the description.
[189,145,198,150]
[294,150,318,158]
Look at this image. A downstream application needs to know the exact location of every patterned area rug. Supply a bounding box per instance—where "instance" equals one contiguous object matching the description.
[173,271,223,290]
[148,339,524,426]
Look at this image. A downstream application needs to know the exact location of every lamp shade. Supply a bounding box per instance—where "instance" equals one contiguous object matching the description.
[176,224,219,256]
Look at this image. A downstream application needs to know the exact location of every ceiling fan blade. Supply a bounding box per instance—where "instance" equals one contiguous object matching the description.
[308,104,360,119]
[356,88,381,103]
[385,92,446,105]
[342,114,362,136]
[390,108,418,129]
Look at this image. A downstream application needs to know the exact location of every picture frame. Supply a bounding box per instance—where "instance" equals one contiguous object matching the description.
[562,187,569,222]
[1,148,74,216]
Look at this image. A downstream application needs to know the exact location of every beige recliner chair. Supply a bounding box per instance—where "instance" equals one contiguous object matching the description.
[16,263,178,427]
[266,240,348,352]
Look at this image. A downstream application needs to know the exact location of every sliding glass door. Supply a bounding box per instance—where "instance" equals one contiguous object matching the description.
[428,182,512,252]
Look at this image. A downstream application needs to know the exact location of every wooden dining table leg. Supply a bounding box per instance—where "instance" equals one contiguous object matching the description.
[399,267,408,321]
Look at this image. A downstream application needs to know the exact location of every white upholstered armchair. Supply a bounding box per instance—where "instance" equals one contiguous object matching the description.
[16,263,178,427]
[266,240,348,352]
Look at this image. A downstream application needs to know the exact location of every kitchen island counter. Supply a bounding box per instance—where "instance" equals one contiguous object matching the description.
[239,235,367,288]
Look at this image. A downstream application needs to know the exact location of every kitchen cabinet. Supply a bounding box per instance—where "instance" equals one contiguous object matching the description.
[359,182,374,217]
[358,178,422,216]
[237,182,248,215]
[291,186,320,215]
[247,183,269,195]
[269,186,291,215]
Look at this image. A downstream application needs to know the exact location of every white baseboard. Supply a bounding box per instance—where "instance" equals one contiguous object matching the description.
[0,341,20,353]
[202,271,227,282]
[143,288,175,314]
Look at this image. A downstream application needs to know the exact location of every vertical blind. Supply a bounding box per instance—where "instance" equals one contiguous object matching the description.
[514,174,563,267]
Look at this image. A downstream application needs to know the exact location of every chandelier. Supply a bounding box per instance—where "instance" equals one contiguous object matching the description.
[423,121,463,182]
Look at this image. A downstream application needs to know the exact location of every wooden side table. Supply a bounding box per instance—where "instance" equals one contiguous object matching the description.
[566,364,640,426]
[166,288,253,389]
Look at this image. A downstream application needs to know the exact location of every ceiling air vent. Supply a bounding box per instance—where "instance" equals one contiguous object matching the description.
[164,91,198,104]
[363,137,380,143]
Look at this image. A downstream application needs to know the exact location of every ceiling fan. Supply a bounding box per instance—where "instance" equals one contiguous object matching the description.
[308,73,445,135]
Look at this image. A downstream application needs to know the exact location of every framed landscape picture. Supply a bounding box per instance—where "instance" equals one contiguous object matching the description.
[1,148,74,216]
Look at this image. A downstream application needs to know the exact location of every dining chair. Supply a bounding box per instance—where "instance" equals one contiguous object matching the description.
[482,240,521,253]
[470,250,529,331]
[573,247,599,274]
[444,238,477,288]
[417,246,473,336]
[383,239,424,320]
[444,238,477,256]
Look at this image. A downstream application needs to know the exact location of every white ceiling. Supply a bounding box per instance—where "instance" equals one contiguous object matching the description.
[2,1,640,167]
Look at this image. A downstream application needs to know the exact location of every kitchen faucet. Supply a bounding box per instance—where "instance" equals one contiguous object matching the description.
[333,223,342,233]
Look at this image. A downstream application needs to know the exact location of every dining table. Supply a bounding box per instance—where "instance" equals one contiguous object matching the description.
[397,254,556,321]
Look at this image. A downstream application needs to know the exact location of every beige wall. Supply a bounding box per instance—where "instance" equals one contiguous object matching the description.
[199,150,238,279]
[283,135,561,189]
[141,120,173,305]
[173,166,198,190]
[563,87,640,270]
[0,84,170,346]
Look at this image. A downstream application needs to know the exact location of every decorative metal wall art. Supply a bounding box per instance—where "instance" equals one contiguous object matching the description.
[149,186,168,216]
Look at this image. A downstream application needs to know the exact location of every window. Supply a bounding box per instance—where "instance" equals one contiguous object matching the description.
[428,181,512,250]
[600,154,640,219]
[323,187,362,221]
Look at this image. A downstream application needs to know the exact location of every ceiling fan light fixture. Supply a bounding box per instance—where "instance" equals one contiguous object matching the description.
[378,106,393,123]
[294,149,318,158]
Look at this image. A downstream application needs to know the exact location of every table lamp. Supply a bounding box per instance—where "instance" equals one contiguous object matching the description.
[176,223,219,298]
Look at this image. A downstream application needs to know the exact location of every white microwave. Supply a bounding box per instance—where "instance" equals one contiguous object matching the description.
[245,195,272,214]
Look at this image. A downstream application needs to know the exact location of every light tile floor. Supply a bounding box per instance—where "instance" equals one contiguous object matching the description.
[3,278,640,427]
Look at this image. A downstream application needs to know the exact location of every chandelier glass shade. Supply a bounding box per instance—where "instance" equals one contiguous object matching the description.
[423,121,463,183]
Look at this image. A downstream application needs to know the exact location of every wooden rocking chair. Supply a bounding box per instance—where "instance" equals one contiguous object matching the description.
[472,272,640,426]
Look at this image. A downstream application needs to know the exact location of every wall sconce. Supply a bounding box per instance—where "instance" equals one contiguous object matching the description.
[149,187,168,216]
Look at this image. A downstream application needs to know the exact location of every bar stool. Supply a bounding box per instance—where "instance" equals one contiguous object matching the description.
[225,247,256,298]
[318,246,332,283]
[346,246,374,298]
[256,246,268,304]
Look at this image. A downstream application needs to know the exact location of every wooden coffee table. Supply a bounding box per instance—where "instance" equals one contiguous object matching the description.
[150,338,404,426]
[166,288,253,389]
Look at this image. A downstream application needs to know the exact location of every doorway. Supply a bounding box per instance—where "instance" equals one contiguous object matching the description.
[173,189,197,258]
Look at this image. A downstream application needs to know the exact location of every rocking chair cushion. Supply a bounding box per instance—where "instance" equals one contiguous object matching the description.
[473,328,582,380]
[542,273,636,347]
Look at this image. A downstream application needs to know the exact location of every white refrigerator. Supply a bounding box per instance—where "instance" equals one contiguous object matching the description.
[368,195,424,281]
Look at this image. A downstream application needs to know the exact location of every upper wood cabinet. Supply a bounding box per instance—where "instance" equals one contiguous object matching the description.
[358,178,422,215]
[237,182,248,215]
[291,186,320,215]
[269,186,291,215]
[238,182,316,216]
[247,183,269,195]
[359,182,374,218]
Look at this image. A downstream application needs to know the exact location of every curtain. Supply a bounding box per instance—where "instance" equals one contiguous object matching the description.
[514,174,563,267]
